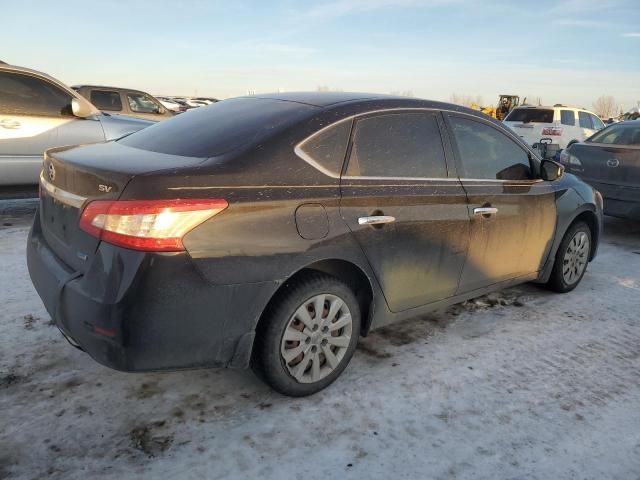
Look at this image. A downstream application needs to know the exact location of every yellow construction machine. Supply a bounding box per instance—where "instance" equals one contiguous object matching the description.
[495,95,520,120]
[471,95,521,120]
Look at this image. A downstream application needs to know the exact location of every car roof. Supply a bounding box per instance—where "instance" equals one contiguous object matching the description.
[0,62,66,84]
[72,85,150,95]
[249,92,409,107]
[238,92,509,125]
[513,104,592,112]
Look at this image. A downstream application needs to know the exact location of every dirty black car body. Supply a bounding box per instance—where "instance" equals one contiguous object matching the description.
[561,121,640,220]
[27,93,603,396]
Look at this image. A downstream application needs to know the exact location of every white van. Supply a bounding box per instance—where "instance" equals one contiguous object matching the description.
[504,105,605,150]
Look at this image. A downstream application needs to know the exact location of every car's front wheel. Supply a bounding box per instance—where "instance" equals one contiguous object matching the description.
[252,273,361,396]
[547,221,592,293]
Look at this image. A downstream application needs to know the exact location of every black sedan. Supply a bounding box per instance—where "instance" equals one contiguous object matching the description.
[27,93,603,396]
[560,121,640,221]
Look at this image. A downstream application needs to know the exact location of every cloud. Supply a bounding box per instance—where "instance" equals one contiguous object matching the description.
[549,0,620,14]
[305,0,459,20]
[622,32,640,37]
[253,43,317,56]
[553,19,611,28]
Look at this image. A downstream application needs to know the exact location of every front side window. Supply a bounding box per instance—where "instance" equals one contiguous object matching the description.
[346,113,447,178]
[0,71,73,117]
[90,90,122,111]
[127,92,161,114]
[449,116,531,180]
[297,120,352,176]
[578,111,593,129]
[561,110,575,126]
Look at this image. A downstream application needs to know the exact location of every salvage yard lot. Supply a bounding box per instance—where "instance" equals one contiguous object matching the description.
[1,213,640,480]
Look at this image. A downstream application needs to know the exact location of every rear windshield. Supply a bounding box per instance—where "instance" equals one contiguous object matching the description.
[588,123,640,145]
[119,97,317,157]
[504,108,554,123]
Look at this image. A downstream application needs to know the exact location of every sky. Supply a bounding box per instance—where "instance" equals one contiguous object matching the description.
[3,0,640,109]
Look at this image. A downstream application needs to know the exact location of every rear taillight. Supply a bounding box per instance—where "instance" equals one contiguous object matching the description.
[559,150,582,167]
[79,199,228,252]
[542,127,563,136]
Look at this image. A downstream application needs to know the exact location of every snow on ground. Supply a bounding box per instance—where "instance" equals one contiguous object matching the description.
[1,211,640,480]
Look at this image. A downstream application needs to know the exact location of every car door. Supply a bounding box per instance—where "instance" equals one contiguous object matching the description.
[589,113,605,133]
[339,111,470,312]
[0,70,101,185]
[560,109,579,144]
[578,111,597,140]
[444,113,557,294]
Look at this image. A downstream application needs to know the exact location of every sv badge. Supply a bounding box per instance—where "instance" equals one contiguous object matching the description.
[99,184,113,193]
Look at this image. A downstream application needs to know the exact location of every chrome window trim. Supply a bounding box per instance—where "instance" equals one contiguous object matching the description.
[39,172,87,209]
[294,107,537,181]
[293,116,353,179]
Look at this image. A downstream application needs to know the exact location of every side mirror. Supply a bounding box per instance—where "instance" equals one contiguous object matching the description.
[71,98,94,118]
[158,106,166,114]
[541,159,564,181]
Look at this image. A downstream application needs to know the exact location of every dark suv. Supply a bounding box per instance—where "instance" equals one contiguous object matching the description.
[27,93,602,396]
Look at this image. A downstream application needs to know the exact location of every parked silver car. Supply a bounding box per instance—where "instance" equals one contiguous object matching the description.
[0,62,152,185]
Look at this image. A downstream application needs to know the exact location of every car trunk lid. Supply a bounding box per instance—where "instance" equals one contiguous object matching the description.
[39,142,208,272]
[504,108,557,147]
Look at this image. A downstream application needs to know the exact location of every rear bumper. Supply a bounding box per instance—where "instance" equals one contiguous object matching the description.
[27,212,279,372]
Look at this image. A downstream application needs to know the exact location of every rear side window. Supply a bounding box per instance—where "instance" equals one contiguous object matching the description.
[589,114,605,130]
[0,71,73,117]
[120,97,317,157]
[449,116,531,181]
[504,108,554,123]
[345,113,447,178]
[127,92,161,114]
[90,90,122,111]
[578,111,593,129]
[561,110,575,126]
[297,120,352,176]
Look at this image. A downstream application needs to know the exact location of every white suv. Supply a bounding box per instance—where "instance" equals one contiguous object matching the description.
[503,105,605,151]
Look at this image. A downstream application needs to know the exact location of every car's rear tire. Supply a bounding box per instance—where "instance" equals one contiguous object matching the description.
[251,273,361,397]
[546,221,591,293]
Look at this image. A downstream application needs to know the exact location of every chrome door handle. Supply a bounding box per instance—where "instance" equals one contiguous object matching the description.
[473,207,498,216]
[358,215,396,225]
[0,119,21,129]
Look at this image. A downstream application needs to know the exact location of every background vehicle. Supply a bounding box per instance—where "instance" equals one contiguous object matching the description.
[27,93,602,396]
[73,85,174,121]
[561,121,640,220]
[495,94,520,120]
[623,107,639,121]
[155,97,184,112]
[471,94,520,120]
[0,63,152,185]
[191,97,219,104]
[185,98,210,107]
[504,104,605,150]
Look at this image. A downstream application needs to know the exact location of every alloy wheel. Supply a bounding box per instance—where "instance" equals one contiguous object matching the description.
[562,231,590,285]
